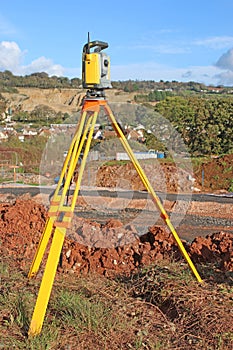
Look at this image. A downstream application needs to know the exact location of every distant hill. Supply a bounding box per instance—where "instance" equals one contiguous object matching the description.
[0,70,233,156]
[1,69,233,93]
[0,87,136,115]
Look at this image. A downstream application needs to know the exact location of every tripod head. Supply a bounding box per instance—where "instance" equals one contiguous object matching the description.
[82,33,112,96]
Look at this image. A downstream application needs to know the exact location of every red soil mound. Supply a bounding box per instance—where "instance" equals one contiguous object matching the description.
[0,198,232,278]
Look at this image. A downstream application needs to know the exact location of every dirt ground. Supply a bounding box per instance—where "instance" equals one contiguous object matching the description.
[0,154,232,278]
[194,154,233,192]
[0,197,232,280]
[94,154,233,193]
[95,161,193,193]
[1,88,135,114]
[0,185,232,348]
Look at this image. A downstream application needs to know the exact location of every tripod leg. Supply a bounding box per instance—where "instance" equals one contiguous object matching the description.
[27,111,88,278]
[28,217,54,278]
[52,110,88,201]
[28,109,99,336]
[28,226,66,336]
[104,104,202,283]
[71,111,98,211]
[56,115,90,211]
[68,112,94,189]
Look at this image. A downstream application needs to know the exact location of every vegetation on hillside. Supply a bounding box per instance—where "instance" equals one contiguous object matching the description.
[0,70,81,91]
[110,98,233,156]
[0,135,47,173]
[1,70,233,156]
[1,70,233,94]
[154,96,233,155]
[11,106,70,127]
[112,79,233,94]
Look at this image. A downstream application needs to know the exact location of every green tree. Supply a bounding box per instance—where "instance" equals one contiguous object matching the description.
[154,96,233,155]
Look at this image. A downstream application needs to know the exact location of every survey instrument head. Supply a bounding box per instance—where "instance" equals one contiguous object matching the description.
[82,33,112,91]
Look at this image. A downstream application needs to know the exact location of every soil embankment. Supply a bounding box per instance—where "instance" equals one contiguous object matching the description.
[0,198,232,279]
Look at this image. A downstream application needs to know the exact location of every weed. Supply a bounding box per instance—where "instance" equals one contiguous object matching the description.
[228,179,233,192]
[26,326,59,350]
[15,295,30,333]
[52,289,113,333]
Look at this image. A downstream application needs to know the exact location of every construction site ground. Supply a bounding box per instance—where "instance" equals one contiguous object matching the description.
[1,153,233,276]
[0,157,232,349]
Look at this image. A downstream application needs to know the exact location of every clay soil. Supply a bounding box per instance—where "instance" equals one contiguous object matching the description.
[0,195,232,349]
[0,196,232,279]
[194,154,233,192]
[0,154,233,349]
[0,153,233,277]
[94,154,233,193]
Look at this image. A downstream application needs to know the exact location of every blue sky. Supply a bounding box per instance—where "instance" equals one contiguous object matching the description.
[1,0,233,85]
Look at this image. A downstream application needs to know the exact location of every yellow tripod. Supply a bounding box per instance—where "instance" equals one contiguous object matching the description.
[28,96,202,336]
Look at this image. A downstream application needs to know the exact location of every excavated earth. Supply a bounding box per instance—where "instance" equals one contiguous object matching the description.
[0,197,232,279]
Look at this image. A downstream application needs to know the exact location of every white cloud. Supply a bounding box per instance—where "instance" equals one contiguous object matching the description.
[0,41,24,71]
[216,48,233,71]
[0,40,64,76]
[214,70,233,86]
[194,36,233,49]
[22,57,65,76]
[214,48,233,85]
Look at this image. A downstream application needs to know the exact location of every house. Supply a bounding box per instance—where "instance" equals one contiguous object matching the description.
[22,128,38,137]
[127,125,146,143]
[127,129,139,141]
[38,127,51,137]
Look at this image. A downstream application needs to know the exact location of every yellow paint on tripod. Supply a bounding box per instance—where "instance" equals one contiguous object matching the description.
[28,98,203,337]
[28,227,65,336]
[106,105,203,283]
[53,111,87,200]
[71,111,99,211]
[28,106,100,336]
[28,217,54,278]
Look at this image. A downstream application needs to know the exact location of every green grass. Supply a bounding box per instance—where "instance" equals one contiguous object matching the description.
[228,179,233,192]
[191,155,211,168]
[0,177,13,183]
[223,165,233,174]
[52,289,114,333]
